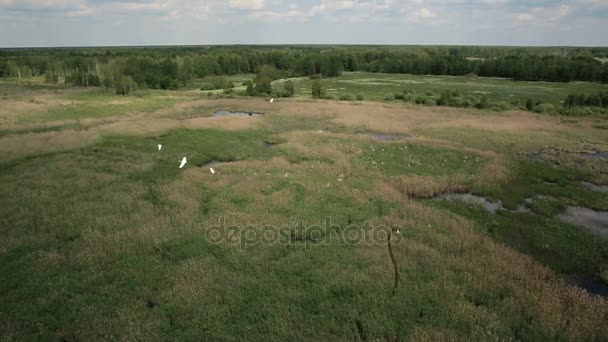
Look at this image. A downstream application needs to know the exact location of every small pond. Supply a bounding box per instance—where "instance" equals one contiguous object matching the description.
[581,181,608,192]
[569,274,608,298]
[557,207,608,239]
[356,131,412,141]
[437,193,504,214]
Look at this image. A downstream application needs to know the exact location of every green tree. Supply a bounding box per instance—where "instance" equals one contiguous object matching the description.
[115,75,136,95]
[284,80,295,97]
[245,80,255,96]
[312,80,325,99]
[255,77,272,95]
[526,99,535,111]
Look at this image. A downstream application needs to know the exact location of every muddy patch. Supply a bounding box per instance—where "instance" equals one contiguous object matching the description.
[211,110,263,117]
[438,193,504,214]
[557,207,608,238]
[581,181,608,193]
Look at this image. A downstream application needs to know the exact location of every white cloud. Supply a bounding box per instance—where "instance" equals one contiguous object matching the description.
[515,13,534,21]
[229,0,265,10]
[417,7,436,18]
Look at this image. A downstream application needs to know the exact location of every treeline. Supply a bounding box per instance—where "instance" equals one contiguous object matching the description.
[1,46,607,93]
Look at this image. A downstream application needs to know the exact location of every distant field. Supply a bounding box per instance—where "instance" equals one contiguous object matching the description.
[278,72,608,107]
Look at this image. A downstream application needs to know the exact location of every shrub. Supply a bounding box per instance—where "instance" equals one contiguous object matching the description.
[284,80,295,97]
[526,98,535,111]
[356,94,364,101]
[311,80,325,99]
[535,103,557,114]
[476,95,490,109]
[339,94,354,101]
[384,94,395,101]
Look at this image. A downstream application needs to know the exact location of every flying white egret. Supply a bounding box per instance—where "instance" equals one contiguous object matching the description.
[158,144,162,151]
[210,168,215,174]
[179,157,187,169]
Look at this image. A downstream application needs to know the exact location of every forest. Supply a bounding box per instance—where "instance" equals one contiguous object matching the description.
[2,46,608,90]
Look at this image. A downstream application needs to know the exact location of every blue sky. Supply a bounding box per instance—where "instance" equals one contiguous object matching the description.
[0,0,607,47]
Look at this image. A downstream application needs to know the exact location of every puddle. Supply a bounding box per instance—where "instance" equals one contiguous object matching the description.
[200,160,232,168]
[557,207,608,238]
[569,274,608,297]
[212,111,263,117]
[356,131,411,141]
[582,151,608,159]
[581,181,608,192]
[438,193,504,214]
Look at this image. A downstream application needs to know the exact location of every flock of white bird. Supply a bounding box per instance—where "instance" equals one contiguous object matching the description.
[161,98,275,172]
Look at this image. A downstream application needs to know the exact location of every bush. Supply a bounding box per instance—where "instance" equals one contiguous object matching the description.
[414,96,426,104]
[356,94,364,101]
[535,103,557,114]
[526,98,535,111]
[339,94,355,101]
[284,80,295,97]
[312,80,325,99]
[384,94,395,101]
[115,75,137,95]
[476,95,490,109]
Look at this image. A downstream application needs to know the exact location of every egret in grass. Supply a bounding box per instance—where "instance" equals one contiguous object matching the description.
[210,168,216,174]
[179,157,187,169]
[158,144,162,151]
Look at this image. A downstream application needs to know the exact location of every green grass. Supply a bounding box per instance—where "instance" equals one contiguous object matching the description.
[282,72,608,108]
[2,82,608,340]
[22,90,197,122]
[429,158,608,280]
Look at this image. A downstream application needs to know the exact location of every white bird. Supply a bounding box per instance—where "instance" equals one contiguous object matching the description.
[210,168,215,174]
[179,157,187,169]
[158,144,162,151]
[270,98,274,103]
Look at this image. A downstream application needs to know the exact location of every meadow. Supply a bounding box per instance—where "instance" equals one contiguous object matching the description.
[277,72,608,110]
[1,74,608,340]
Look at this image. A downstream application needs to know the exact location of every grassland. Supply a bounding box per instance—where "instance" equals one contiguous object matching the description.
[1,76,608,340]
[275,71,608,110]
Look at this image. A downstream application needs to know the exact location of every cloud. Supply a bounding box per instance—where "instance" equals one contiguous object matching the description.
[229,0,265,10]
[515,13,534,21]
[0,0,606,46]
[417,7,436,19]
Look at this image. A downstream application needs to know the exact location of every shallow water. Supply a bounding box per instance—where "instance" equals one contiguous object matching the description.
[557,207,608,238]
[212,111,263,117]
[355,131,411,141]
[581,181,608,192]
[438,193,504,213]
[201,160,230,168]
[582,151,608,159]
[569,274,608,297]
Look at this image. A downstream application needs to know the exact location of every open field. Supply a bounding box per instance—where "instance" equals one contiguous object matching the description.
[1,81,608,340]
[278,72,608,108]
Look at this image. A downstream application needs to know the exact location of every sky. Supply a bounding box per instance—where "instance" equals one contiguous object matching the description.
[0,0,607,47]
